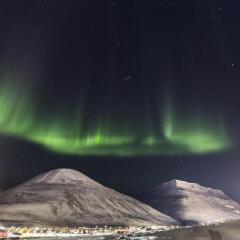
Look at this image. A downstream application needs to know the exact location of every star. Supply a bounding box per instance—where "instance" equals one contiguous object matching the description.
[124,75,131,81]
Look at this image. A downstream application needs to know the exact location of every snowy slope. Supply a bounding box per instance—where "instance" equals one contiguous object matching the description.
[141,179,240,225]
[0,169,178,227]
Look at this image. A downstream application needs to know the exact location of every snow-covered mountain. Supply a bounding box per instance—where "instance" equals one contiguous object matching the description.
[0,169,178,227]
[141,179,240,225]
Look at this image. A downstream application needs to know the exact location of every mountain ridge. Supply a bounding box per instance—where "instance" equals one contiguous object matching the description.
[141,179,240,225]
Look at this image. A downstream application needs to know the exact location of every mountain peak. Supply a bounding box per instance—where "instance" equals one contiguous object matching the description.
[0,169,178,227]
[25,168,97,185]
[161,179,225,196]
[162,179,199,188]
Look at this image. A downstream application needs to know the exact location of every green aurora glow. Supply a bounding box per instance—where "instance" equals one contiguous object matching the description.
[0,79,232,157]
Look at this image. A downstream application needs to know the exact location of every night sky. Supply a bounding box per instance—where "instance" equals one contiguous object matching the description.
[0,0,240,201]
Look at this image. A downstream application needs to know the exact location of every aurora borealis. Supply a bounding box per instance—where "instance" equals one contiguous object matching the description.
[0,77,231,156]
[0,0,234,158]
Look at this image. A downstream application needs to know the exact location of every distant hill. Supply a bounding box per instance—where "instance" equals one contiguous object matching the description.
[0,168,178,227]
[140,179,240,225]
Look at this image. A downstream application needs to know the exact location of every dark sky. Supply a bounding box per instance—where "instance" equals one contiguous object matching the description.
[0,0,240,201]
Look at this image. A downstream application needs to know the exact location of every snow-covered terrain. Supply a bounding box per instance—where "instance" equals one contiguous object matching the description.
[0,169,178,227]
[141,179,240,225]
[151,219,240,240]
